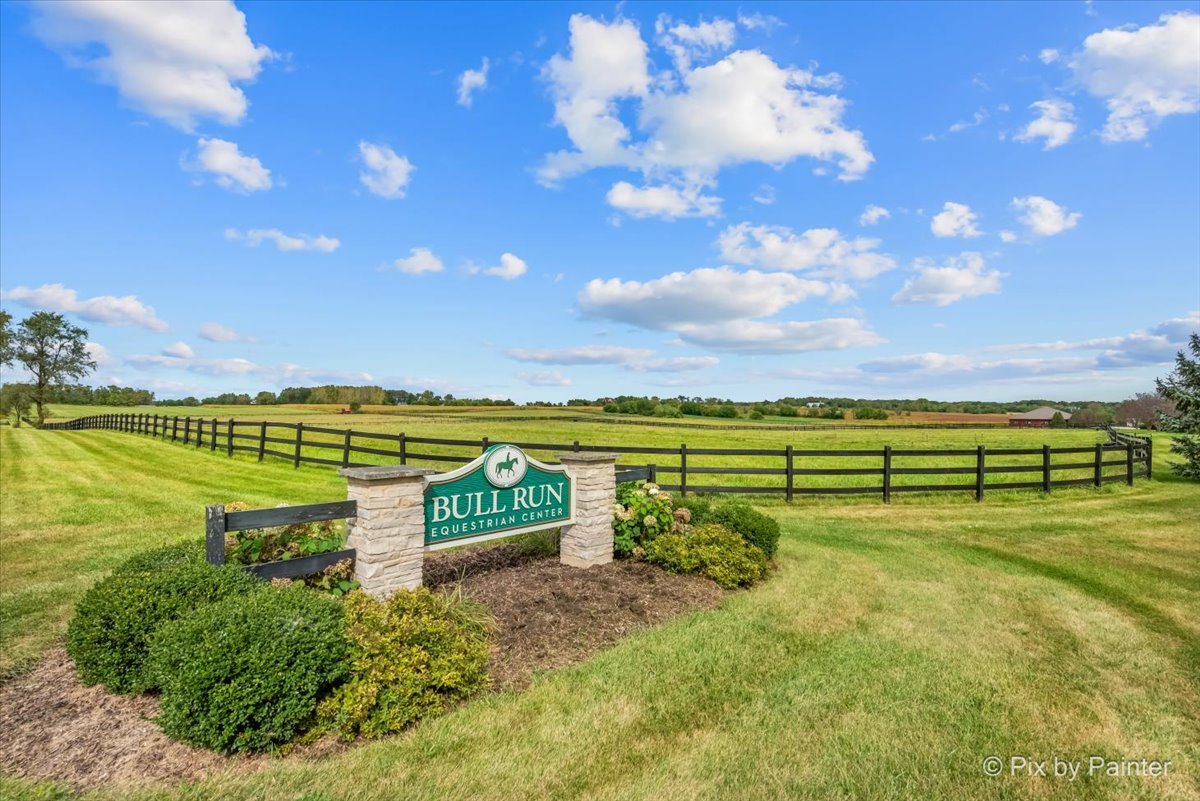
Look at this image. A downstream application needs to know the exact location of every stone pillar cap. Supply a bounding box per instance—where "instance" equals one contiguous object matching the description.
[557,452,620,462]
[339,465,437,480]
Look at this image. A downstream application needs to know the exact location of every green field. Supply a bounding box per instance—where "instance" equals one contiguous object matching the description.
[42,403,1118,493]
[1,414,1197,800]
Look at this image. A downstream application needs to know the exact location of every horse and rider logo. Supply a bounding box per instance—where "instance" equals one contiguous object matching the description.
[483,444,528,488]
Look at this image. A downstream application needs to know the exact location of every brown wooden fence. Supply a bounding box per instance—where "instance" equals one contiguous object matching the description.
[40,413,1152,503]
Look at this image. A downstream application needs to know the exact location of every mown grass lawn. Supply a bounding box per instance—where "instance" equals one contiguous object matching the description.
[1,423,1197,800]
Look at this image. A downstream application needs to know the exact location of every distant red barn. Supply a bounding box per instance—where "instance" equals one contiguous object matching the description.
[1008,406,1071,428]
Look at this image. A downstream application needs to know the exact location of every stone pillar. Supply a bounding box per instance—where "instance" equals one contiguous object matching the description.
[338,465,434,597]
[558,452,619,568]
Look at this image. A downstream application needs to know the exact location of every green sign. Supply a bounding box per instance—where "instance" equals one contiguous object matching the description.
[423,444,574,549]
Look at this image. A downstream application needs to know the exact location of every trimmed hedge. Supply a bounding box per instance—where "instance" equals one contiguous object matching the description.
[320,588,491,739]
[66,543,260,694]
[677,498,781,557]
[150,586,349,753]
[645,523,769,589]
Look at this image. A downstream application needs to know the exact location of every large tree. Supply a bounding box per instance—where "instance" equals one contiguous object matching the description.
[0,309,14,368]
[1116,392,1175,429]
[1155,333,1200,480]
[11,312,96,425]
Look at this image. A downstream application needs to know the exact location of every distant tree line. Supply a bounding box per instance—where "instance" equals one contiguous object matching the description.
[0,382,154,406]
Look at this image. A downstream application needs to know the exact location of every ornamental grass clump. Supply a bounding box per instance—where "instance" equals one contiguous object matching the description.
[645,523,769,589]
[149,585,349,753]
[319,587,492,740]
[66,542,260,694]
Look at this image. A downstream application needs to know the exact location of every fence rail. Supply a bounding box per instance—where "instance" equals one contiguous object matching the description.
[205,500,357,580]
[40,413,1152,503]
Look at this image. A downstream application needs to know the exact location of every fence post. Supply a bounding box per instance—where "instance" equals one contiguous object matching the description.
[211,418,218,451]
[294,422,303,468]
[399,432,407,464]
[1146,437,1153,479]
[648,463,657,484]
[258,421,266,461]
[786,444,794,503]
[205,504,227,566]
[183,416,190,445]
[172,416,179,442]
[573,440,580,452]
[975,445,985,502]
[342,428,352,468]
[1094,443,1102,487]
[227,419,234,457]
[680,443,688,497]
[1042,444,1051,494]
[1126,442,1134,486]
[883,445,892,504]
[481,436,489,453]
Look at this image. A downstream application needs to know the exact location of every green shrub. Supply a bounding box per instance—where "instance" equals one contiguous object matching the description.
[319,588,491,740]
[675,498,781,557]
[118,540,204,572]
[645,524,769,589]
[748,410,764,420]
[612,481,679,557]
[150,586,349,753]
[66,544,259,694]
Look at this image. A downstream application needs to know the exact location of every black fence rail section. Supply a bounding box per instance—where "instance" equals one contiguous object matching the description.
[42,413,1153,503]
[205,500,357,580]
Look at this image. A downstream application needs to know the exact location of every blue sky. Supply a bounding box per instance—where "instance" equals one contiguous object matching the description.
[1,0,1197,402]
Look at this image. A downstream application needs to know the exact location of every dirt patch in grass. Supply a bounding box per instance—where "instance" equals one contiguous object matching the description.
[0,552,724,791]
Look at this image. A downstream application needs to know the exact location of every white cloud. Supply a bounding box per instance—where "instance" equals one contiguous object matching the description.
[999,230,1018,243]
[1070,11,1200,142]
[85,341,113,367]
[189,138,271,192]
[716,223,896,280]
[198,321,248,343]
[507,345,717,373]
[457,58,489,107]
[858,205,890,226]
[670,318,884,354]
[392,247,444,275]
[538,15,873,195]
[508,345,655,365]
[987,312,1198,367]
[1011,195,1081,236]
[654,14,736,73]
[924,109,987,141]
[162,341,194,359]
[224,227,339,252]
[892,252,1005,307]
[930,201,982,238]
[605,180,720,219]
[1039,48,1060,64]
[579,266,828,329]
[29,0,273,131]
[516,370,572,387]
[127,353,373,384]
[358,141,413,199]
[636,355,720,372]
[1014,99,1076,149]
[752,184,775,205]
[539,15,650,182]
[737,12,784,32]
[471,252,527,280]
[1,283,167,331]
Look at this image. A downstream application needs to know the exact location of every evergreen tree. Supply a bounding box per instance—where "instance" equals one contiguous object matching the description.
[1155,333,1200,480]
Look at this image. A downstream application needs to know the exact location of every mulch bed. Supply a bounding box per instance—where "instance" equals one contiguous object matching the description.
[0,548,725,792]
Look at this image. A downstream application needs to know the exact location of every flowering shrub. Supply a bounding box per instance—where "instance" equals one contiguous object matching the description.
[612,482,682,557]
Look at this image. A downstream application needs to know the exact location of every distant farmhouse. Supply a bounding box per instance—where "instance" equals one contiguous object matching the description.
[1008,406,1071,428]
